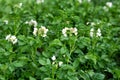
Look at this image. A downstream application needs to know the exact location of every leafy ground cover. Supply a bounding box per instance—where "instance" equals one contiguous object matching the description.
[0,0,120,80]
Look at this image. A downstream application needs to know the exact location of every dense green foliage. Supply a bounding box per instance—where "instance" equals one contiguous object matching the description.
[0,0,120,80]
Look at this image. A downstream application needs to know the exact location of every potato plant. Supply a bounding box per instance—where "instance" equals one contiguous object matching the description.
[0,0,120,80]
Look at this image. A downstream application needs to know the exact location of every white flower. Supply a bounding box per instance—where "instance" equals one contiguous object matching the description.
[36,0,44,4]
[78,0,82,3]
[106,2,112,8]
[91,22,95,26]
[62,27,69,37]
[103,6,109,11]
[4,20,8,24]
[38,26,48,37]
[25,21,29,24]
[26,19,37,27]
[33,27,38,36]
[29,19,37,27]
[6,34,11,40]
[19,3,23,8]
[6,34,17,44]
[86,22,90,25]
[62,27,78,37]
[58,61,63,67]
[15,3,23,8]
[90,28,94,37]
[10,36,18,44]
[70,28,78,36]
[96,28,102,37]
[51,55,56,61]
[87,0,91,2]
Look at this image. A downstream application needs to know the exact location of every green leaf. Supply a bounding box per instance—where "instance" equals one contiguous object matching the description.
[92,73,105,80]
[13,61,26,67]
[39,58,51,65]
[49,39,62,47]
[0,75,5,80]
[0,47,5,53]
[60,46,68,54]
[44,78,53,80]
[85,54,97,65]
[73,58,79,68]
[29,76,36,80]
[79,70,90,80]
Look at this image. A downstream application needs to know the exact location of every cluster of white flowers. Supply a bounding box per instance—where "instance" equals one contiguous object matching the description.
[25,19,37,27]
[6,34,18,44]
[33,26,48,37]
[62,27,78,37]
[36,0,44,4]
[90,28,102,37]
[103,2,112,11]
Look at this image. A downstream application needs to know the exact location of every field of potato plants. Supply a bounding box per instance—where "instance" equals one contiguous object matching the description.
[0,0,120,80]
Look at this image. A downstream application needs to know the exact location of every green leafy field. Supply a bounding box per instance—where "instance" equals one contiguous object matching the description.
[0,0,120,80]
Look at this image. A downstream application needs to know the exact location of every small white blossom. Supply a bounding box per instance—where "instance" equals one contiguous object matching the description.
[29,19,37,27]
[15,3,23,8]
[10,36,17,44]
[63,55,66,57]
[70,27,78,36]
[4,20,8,24]
[51,55,56,61]
[33,27,38,36]
[91,22,95,26]
[96,28,102,37]
[58,61,63,67]
[6,34,17,44]
[86,22,90,25]
[36,0,44,4]
[52,62,55,65]
[90,28,94,37]
[19,3,23,8]
[25,21,29,24]
[62,27,78,37]
[6,34,11,40]
[26,19,37,27]
[103,6,109,11]
[106,2,112,8]
[62,27,69,37]
[87,0,91,2]
[38,26,48,37]
[78,0,82,3]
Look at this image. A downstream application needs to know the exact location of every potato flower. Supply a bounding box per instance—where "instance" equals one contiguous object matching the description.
[6,34,18,44]
[33,26,48,37]
[4,20,8,24]
[25,19,37,27]
[106,2,112,8]
[33,27,38,36]
[90,28,94,37]
[51,55,56,61]
[62,27,78,37]
[96,28,102,37]
[38,26,48,37]
[58,61,63,67]
[36,0,44,4]
[78,0,82,3]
